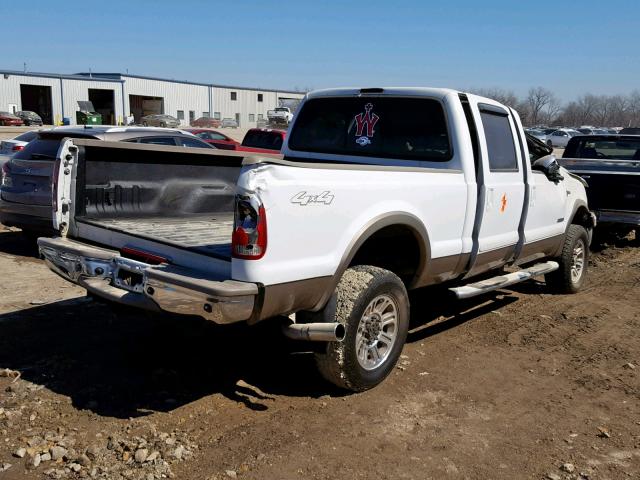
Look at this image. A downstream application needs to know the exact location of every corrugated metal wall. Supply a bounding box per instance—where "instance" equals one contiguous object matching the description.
[61,78,124,125]
[0,74,62,122]
[122,77,210,127]
[0,74,124,125]
[0,72,305,127]
[212,87,304,127]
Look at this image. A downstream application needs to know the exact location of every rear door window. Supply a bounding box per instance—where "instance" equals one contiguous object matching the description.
[479,110,518,171]
[288,97,451,162]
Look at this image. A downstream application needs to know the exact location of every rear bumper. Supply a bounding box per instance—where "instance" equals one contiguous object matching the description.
[0,199,53,231]
[37,237,258,324]
[595,209,640,226]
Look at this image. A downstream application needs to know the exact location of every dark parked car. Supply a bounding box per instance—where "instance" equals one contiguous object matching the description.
[620,127,640,135]
[140,114,181,128]
[190,117,222,128]
[16,111,43,126]
[185,128,240,150]
[0,112,23,126]
[559,134,640,244]
[0,127,213,234]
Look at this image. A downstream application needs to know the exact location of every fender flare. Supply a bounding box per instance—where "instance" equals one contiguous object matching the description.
[552,199,593,256]
[310,211,431,311]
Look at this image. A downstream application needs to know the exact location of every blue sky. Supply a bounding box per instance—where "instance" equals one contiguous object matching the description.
[3,0,639,101]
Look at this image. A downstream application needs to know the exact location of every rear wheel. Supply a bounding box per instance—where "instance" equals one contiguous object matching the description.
[142,121,148,127]
[315,265,409,392]
[160,122,167,128]
[546,224,589,293]
[547,140,553,147]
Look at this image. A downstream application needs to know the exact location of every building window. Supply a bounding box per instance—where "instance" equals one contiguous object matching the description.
[202,112,210,118]
[177,110,185,120]
[230,92,237,101]
[214,112,221,120]
[258,94,263,102]
[249,114,255,122]
[189,110,195,123]
[257,114,263,120]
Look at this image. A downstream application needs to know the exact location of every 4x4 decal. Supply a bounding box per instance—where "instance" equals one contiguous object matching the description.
[291,191,335,206]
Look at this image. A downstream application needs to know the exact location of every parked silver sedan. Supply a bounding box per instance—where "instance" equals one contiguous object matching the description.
[140,114,181,128]
[0,130,39,156]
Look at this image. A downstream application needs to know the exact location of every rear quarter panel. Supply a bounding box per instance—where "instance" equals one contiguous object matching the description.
[231,163,469,286]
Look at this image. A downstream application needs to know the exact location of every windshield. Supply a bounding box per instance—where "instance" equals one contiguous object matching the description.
[275,108,288,112]
[288,97,451,162]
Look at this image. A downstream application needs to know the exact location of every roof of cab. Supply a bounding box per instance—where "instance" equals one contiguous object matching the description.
[306,87,463,101]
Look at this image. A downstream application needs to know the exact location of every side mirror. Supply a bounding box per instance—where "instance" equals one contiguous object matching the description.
[532,155,564,183]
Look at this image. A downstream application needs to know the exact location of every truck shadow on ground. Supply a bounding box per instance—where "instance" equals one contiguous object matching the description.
[0,288,519,419]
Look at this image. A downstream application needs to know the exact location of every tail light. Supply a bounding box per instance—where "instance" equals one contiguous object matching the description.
[12,145,24,152]
[1,162,11,187]
[232,195,267,259]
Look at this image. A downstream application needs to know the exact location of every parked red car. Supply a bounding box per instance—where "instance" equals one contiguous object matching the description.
[185,129,240,150]
[0,111,24,126]
[190,117,222,128]
[237,128,286,153]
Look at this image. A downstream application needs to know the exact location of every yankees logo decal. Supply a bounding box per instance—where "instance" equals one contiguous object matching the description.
[354,103,379,146]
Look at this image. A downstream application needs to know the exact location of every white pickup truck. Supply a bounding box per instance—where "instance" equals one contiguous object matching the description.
[38,88,595,391]
[267,107,294,127]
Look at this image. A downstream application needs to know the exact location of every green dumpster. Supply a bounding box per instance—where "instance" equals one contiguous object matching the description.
[76,101,102,125]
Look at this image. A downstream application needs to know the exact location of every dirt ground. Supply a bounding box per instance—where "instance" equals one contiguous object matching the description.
[0,225,638,479]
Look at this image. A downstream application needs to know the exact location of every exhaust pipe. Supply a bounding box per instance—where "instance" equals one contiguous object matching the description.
[283,322,346,342]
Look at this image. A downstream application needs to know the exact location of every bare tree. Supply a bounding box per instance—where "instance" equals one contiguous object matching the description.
[525,87,558,126]
[470,88,519,108]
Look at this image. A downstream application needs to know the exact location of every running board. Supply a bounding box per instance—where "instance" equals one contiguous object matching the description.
[450,261,559,300]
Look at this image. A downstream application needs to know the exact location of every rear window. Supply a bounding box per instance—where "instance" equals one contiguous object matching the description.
[12,138,62,160]
[288,97,451,162]
[14,131,38,142]
[242,131,283,150]
[565,137,640,160]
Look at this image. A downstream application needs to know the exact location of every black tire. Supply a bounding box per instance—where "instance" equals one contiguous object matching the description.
[160,122,166,128]
[545,224,589,294]
[142,121,148,127]
[547,140,553,147]
[315,265,409,392]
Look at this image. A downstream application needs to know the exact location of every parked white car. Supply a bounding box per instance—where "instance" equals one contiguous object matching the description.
[547,128,582,147]
[39,87,594,391]
[0,130,39,156]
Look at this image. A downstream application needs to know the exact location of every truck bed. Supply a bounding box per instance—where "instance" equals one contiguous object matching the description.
[81,214,234,258]
[65,140,251,264]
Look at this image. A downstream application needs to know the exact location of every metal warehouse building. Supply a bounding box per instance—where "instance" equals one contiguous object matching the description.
[0,70,305,127]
